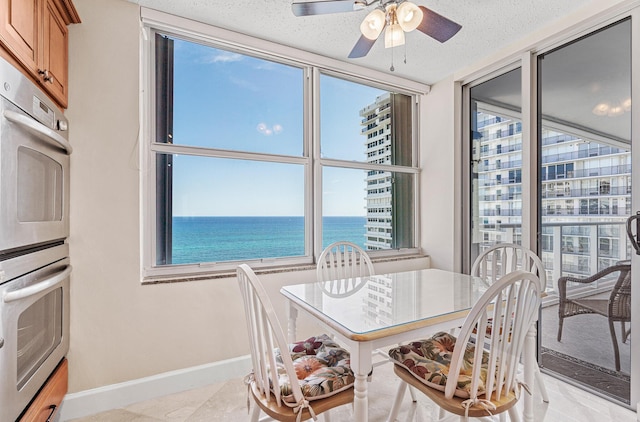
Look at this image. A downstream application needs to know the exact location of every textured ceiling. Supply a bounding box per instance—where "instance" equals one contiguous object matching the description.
[128,0,598,84]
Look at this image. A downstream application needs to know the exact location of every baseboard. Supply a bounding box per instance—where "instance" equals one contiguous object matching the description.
[57,355,252,421]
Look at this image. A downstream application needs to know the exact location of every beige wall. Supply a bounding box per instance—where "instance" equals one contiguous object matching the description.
[65,0,429,393]
[420,76,457,271]
[66,0,261,393]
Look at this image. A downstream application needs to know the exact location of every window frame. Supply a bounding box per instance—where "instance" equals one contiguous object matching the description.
[140,9,427,280]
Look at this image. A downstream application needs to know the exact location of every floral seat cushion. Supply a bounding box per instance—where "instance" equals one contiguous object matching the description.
[274,334,354,402]
[473,315,514,339]
[388,331,490,399]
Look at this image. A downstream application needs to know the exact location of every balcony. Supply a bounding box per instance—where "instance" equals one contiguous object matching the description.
[479,220,631,293]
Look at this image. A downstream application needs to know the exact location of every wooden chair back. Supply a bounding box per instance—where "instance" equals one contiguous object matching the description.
[472,243,546,289]
[316,241,374,291]
[236,264,305,412]
[446,270,542,403]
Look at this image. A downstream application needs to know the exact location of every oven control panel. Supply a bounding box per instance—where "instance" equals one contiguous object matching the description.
[32,95,55,129]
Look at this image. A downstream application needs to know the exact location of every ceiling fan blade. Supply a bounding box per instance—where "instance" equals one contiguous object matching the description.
[348,35,377,58]
[416,6,462,43]
[292,1,361,17]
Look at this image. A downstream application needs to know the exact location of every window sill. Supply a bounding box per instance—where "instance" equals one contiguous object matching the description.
[141,253,429,285]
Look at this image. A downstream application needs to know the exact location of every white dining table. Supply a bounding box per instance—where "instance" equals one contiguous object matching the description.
[280,268,538,422]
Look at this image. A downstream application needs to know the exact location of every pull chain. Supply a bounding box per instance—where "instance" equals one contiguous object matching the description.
[390,47,395,72]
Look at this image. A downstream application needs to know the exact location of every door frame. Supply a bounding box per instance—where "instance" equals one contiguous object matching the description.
[629,5,639,412]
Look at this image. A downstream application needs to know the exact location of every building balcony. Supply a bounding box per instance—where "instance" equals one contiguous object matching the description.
[479,209,522,217]
[541,164,631,180]
[542,185,631,199]
[541,146,628,163]
[477,160,523,172]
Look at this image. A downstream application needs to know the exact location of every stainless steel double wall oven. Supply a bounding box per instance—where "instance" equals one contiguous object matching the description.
[0,55,72,422]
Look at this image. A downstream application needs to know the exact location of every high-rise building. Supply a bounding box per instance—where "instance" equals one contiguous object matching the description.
[361,93,393,250]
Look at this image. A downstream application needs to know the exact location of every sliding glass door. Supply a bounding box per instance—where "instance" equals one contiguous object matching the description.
[465,16,636,407]
[467,67,523,265]
[537,19,632,405]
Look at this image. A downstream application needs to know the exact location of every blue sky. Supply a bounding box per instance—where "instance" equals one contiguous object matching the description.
[170,38,384,217]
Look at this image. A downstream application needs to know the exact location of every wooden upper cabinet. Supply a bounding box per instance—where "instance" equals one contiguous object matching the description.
[42,0,69,107]
[0,0,79,108]
[0,0,40,73]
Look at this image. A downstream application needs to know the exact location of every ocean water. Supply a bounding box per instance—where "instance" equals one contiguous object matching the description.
[171,216,366,264]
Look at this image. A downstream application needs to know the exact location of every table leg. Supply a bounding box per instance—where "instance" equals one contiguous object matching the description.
[523,323,535,422]
[350,343,372,422]
[286,302,298,343]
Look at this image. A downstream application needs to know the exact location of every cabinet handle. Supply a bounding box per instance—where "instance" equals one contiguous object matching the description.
[45,404,57,422]
[38,69,55,84]
[0,337,3,349]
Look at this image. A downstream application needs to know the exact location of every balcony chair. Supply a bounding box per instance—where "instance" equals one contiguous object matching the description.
[237,264,355,422]
[469,242,550,402]
[386,270,543,422]
[557,261,631,372]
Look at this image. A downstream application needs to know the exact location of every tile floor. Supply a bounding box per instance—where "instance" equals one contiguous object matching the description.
[67,361,637,422]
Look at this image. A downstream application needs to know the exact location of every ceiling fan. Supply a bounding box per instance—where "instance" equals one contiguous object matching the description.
[292,0,462,58]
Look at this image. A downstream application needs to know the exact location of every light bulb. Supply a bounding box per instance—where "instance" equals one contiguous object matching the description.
[397,1,423,32]
[608,106,624,117]
[360,9,385,40]
[592,102,610,116]
[384,23,405,48]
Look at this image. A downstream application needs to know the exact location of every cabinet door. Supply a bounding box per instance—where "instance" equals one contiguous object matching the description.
[19,359,68,422]
[41,0,67,108]
[0,0,40,73]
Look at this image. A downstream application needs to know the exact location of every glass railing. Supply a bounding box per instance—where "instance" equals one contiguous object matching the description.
[477,221,631,294]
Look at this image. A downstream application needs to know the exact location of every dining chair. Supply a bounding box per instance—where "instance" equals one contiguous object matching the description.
[316,241,392,378]
[557,261,631,371]
[316,241,374,287]
[470,242,549,403]
[471,243,547,288]
[387,270,543,422]
[237,264,355,422]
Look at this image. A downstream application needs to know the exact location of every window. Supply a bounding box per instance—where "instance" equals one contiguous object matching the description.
[144,27,420,277]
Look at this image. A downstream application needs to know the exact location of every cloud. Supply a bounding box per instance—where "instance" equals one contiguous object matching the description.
[257,122,284,136]
[206,51,243,63]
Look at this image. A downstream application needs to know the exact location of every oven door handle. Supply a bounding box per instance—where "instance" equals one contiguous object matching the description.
[3,110,73,155]
[3,265,72,303]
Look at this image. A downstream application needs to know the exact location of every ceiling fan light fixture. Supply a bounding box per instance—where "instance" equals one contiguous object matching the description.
[384,23,405,48]
[397,1,423,32]
[360,9,386,40]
